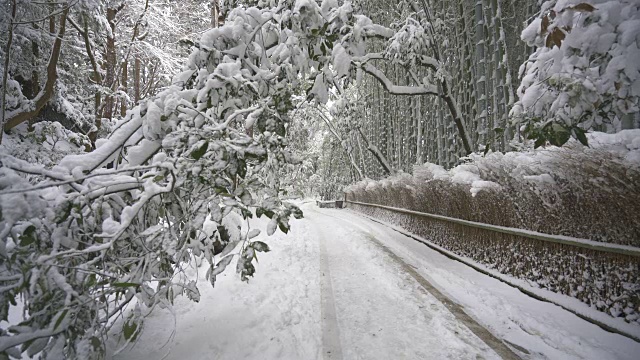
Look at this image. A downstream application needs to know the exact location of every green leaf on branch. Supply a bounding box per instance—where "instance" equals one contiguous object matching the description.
[237,158,247,178]
[123,320,138,341]
[250,241,270,253]
[239,261,255,282]
[112,282,141,288]
[54,201,73,224]
[19,226,37,247]
[256,207,274,219]
[191,141,209,160]
[53,309,69,331]
[214,186,232,197]
[278,219,290,234]
[573,127,589,146]
[217,225,231,243]
[240,207,253,219]
[90,337,102,351]
[549,126,570,146]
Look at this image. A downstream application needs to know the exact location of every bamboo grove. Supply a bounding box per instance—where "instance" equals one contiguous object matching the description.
[315,0,540,194]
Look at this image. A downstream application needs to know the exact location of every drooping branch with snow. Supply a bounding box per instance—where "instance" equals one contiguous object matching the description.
[0,0,484,357]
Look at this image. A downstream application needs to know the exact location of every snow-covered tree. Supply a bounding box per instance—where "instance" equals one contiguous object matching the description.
[0,0,210,147]
[512,0,640,147]
[6,0,637,357]
[0,1,75,136]
[1,0,488,357]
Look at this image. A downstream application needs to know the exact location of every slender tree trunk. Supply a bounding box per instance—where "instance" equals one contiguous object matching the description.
[134,57,141,103]
[121,60,128,117]
[27,36,40,132]
[30,39,41,99]
[1,0,17,144]
[103,5,121,121]
[492,0,516,146]
[416,90,423,164]
[71,15,104,144]
[49,0,56,34]
[356,128,367,178]
[474,0,488,147]
[436,96,444,165]
[211,0,220,28]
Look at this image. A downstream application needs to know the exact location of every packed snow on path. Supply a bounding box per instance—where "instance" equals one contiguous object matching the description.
[109,206,323,360]
[112,203,640,360]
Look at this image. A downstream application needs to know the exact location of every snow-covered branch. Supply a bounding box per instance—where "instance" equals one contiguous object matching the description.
[360,63,438,96]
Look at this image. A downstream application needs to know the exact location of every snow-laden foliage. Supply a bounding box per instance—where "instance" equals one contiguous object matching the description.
[512,0,640,147]
[0,0,459,357]
[0,0,211,142]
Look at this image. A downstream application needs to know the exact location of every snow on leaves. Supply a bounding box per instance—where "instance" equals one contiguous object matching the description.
[0,0,477,357]
[513,0,640,147]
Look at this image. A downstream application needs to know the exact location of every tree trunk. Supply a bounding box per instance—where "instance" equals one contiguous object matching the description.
[474,0,488,147]
[0,0,17,144]
[72,15,104,145]
[121,60,128,117]
[28,37,40,132]
[103,6,119,121]
[211,0,220,28]
[30,39,41,99]
[3,6,69,131]
[49,0,56,34]
[134,57,141,103]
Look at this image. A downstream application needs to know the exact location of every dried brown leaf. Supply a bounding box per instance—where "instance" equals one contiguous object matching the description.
[568,3,596,12]
[546,28,566,48]
[541,15,550,34]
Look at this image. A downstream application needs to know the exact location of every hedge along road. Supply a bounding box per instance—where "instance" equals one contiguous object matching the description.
[116,203,640,360]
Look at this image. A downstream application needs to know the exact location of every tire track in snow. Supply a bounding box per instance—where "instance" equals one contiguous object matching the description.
[316,218,344,360]
[315,208,521,360]
[363,234,521,360]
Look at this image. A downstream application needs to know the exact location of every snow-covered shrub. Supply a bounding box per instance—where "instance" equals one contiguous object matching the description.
[0,76,27,114]
[512,0,640,147]
[345,130,640,324]
[0,122,91,169]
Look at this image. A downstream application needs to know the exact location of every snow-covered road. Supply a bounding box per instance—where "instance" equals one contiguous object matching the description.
[114,204,640,360]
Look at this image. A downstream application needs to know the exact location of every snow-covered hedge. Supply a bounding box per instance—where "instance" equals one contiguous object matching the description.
[345,131,640,324]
